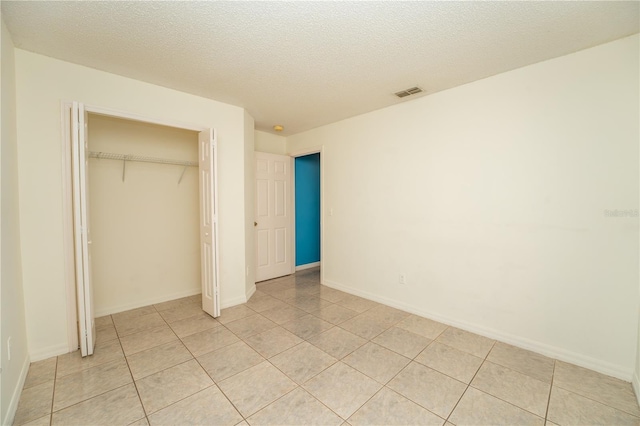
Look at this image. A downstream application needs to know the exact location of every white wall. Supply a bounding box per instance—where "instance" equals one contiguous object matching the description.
[88,115,200,316]
[287,35,640,379]
[255,130,286,154]
[1,17,30,425]
[14,50,254,360]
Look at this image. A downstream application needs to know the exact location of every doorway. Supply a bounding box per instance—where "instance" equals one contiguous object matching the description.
[294,153,321,271]
[290,147,324,284]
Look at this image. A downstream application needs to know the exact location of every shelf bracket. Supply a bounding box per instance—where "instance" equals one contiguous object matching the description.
[177,165,188,185]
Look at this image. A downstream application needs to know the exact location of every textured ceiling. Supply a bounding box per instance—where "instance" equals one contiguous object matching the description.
[2,1,638,136]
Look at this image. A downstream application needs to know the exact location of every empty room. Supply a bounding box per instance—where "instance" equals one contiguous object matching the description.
[1,1,639,425]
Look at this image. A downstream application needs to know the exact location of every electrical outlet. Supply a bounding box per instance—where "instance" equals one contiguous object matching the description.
[399,274,406,285]
[7,336,12,361]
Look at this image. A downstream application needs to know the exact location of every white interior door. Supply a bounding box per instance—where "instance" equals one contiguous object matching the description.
[199,129,220,317]
[72,102,96,356]
[255,152,293,282]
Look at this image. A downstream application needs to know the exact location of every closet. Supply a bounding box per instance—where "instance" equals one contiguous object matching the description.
[68,103,219,356]
[88,114,200,316]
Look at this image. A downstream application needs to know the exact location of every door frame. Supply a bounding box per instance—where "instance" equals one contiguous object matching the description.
[289,146,325,285]
[61,101,210,353]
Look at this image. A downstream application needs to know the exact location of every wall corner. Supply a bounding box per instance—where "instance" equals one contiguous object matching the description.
[243,110,256,298]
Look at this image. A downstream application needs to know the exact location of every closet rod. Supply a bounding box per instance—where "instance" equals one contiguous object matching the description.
[89,151,198,167]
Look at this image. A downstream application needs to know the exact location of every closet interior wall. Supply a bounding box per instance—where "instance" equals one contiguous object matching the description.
[87,114,200,316]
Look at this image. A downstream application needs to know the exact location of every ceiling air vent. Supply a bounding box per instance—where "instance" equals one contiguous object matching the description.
[395,86,423,98]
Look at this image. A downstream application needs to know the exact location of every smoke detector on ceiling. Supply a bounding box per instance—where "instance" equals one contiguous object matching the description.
[394,86,423,98]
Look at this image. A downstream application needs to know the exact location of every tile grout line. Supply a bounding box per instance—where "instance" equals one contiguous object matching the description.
[331,319,447,422]
[146,301,240,417]
[266,344,340,389]
[240,385,302,423]
[444,340,496,424]
[305,331,367,361]
[458,342,556,421]
[118,323,151,422]
[49,315,137,420]
[50,383,134,421]
[48,333,133,414]
[324,316,446,422]
[191,365,247,423]
[244,282,397,423]
[183,330,240,359]
[205,348,290,423]
[125,302,220,421]
[293,378,348,423]
[465,340,556,423]
[465,382,548,420]
[544,359,556,423]
[48,355,59,425]
[379,323,449,386]
[182,318,262,422]
[212,299,320,421]
[119,326,180,357]
[480,349,638,420]
[343,386,390,424]
[550,382,640,419]
[126,303,184,420]
[263,284,439,413]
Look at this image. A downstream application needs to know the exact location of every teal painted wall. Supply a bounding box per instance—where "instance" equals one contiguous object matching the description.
[295,153,320,266]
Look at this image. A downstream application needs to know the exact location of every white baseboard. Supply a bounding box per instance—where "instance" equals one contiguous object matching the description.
[94,288,201,317]
[221,293,251,309]
[244,284,257,303]
[29,342,70,362]
[322,278,634,381]
[3,353,31,426]
[633,371,640,406]
[296,262,320,271]
[96,288,253,316]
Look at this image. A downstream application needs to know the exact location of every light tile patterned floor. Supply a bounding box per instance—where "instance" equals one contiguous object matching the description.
[12,267,640,425]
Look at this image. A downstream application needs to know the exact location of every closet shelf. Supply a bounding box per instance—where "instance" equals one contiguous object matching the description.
[88,151,198,167]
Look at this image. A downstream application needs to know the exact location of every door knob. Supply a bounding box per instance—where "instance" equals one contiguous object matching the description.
[254,222,258,227]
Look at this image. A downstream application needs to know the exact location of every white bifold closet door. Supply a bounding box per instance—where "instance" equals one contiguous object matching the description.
[199,128,220,318]
[72,101,96,357]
